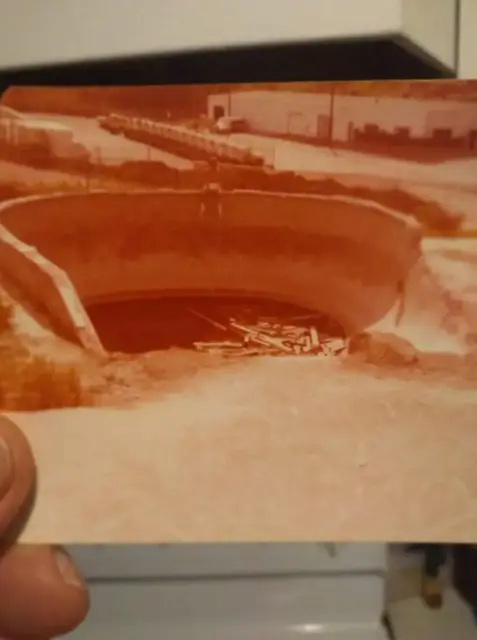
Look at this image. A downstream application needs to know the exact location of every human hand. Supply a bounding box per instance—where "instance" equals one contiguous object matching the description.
[0,416,90,639]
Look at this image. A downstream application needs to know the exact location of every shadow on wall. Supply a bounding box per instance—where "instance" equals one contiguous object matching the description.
[0,191,422,350]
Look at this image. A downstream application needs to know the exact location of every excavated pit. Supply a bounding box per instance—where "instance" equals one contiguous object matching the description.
[85,295,347,357]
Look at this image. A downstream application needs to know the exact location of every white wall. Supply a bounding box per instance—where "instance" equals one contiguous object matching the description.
[0,0,407,71]
[210,91,477,142]
[334,96,477,140]
[231,91,332,137]
[66,544,387,640]
[458,0,477,79]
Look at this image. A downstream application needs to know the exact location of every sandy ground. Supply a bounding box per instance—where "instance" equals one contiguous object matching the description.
[12,354,477,544]
[226,133,477,228]
[228,133,477,188]
[0,159,89,186]
[0,159,144,192]
[10,113,477,227]
[424,238,477,306]
[3,237,476,544]
[30,113,194,170]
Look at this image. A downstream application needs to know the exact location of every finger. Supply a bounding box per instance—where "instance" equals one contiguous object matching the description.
[0,415,36,537]
[0,544,90,639]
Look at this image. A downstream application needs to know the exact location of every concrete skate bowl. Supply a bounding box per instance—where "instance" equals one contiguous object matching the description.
[0,190,422,354]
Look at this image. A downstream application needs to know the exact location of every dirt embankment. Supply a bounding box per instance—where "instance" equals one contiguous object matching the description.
[0,283,235,410]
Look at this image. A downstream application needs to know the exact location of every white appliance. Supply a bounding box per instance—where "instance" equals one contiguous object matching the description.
[0,0,458,75]
[66,543,388,639]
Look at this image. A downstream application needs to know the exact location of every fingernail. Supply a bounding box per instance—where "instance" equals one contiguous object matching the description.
[54,548,85,589]
[0,437,13,498]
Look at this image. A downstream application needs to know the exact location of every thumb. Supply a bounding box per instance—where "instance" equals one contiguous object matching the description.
[0,415,36,538]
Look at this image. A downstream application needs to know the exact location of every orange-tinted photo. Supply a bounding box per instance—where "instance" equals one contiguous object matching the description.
[0,81,476,543]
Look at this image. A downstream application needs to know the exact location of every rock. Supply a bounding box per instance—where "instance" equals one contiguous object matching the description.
[347,331,419,368]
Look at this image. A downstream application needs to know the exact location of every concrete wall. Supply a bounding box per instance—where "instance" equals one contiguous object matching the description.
[334,95,477,141]
[0,196,104,353]
[0,191,421,341]
[209,91,477,141]
[0,113,87,158]
[210,91,332,138]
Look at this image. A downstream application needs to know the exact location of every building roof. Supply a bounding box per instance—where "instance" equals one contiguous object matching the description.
[18,118,72,133]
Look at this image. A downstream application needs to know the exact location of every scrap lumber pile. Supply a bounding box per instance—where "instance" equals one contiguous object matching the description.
[189,309,347,357]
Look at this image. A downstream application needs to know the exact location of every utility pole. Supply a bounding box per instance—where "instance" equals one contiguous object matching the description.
[328,84,336,147]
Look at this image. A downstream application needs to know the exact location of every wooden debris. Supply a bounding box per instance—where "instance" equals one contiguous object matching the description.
[189,307,348,358]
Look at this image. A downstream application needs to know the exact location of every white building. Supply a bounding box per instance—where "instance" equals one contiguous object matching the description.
[208,90,477,146]
[0,105,24,144]
[0,111,89,160]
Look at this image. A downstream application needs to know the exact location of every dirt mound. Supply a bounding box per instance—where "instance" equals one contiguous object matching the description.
[84,348,231,406]
[345,330,477,385]
[347,332,419,367]
[374,255,472,355]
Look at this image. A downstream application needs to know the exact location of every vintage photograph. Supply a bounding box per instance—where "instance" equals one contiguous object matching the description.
[0,81,476,543]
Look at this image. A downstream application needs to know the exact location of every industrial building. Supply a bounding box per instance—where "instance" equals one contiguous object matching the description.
[0,108,89,160]
[208,90,477,147]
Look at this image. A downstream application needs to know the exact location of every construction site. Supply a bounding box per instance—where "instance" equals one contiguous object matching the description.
[0,84,477,544]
